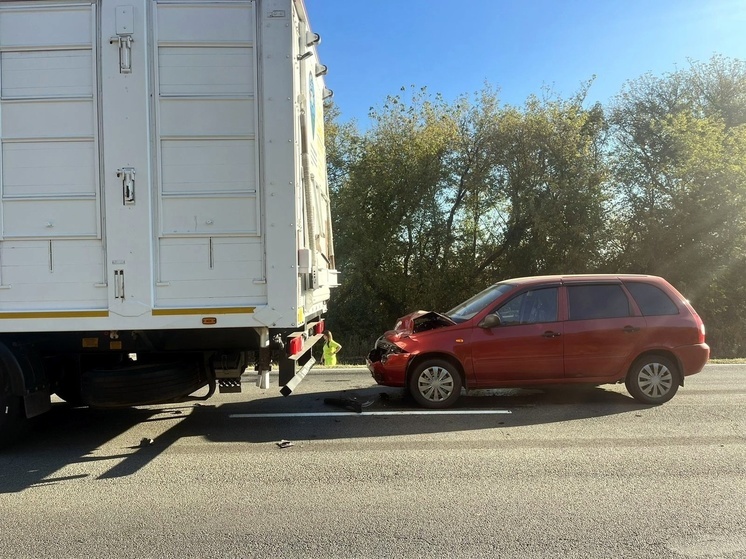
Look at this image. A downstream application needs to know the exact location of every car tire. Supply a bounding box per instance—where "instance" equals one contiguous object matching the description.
[408,359,462,409]
[625,355,679,405]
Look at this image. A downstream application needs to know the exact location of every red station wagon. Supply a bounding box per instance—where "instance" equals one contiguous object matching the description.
[367,275,709,408]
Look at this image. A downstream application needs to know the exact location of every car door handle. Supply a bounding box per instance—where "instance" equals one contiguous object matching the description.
[542,331,561,338]
[623,325,640,333]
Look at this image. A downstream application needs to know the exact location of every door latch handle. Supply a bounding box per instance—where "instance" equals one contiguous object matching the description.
[117,167,135,204]
[110,35,133,73]
[542,331,561,338]
[623,325,640,333]
[114,269,125,299]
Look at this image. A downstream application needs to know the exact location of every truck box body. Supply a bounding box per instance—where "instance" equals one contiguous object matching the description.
[0,0,338,433]
[0,0,336,331]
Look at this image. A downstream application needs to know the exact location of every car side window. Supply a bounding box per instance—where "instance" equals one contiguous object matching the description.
[624,281,679,316]
[495,287,558,325]
[568,284,630,320]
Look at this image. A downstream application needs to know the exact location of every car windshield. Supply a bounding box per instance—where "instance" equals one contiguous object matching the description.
[446,283,515,322]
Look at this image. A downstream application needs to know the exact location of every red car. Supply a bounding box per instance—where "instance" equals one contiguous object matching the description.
[367,275,709,408]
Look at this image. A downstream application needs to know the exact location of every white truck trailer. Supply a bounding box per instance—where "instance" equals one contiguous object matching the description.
[0,0,338,444]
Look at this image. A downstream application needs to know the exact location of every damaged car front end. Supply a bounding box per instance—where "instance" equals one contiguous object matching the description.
[366,282,517,406]
[366,311,456,386]
[367,336,410,386]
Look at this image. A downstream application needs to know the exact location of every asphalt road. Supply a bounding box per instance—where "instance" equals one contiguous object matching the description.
[0,364,744,559]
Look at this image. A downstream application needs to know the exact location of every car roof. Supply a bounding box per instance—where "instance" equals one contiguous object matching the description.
[502,274,663,286]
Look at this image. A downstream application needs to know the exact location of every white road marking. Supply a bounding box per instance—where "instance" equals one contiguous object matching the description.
[229,410,512,418]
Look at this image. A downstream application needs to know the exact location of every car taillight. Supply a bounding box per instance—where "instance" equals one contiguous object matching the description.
[694,313,706,344]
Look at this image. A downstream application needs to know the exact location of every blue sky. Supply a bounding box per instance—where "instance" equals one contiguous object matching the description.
[304,0,746,125]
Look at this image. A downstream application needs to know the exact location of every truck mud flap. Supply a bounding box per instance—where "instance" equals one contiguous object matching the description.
[1,382,27,448]
[81,361,208,408]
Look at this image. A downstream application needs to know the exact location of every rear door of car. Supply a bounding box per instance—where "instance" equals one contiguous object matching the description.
[563,281,646,379]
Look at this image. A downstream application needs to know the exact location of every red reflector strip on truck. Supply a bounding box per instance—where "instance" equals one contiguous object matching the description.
[288,336,303,356]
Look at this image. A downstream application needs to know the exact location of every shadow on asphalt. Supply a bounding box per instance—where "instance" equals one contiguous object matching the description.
[0,383,647,493]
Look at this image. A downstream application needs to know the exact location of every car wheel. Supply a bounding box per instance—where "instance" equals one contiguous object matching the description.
[625,355,679,405]
[408,359,462,409]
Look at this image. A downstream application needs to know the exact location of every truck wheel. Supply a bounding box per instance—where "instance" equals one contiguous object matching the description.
[0,372,26,447]
[625,355,679,405]
[408,359,462,409]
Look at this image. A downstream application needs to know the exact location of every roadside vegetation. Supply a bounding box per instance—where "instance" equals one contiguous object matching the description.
[324,55,746,361]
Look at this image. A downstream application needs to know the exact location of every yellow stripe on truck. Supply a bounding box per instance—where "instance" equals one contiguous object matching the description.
[151,307,256,316]
[0,310,109,319]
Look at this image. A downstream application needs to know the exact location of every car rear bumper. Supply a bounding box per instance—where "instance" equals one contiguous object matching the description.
[675,343,710,377]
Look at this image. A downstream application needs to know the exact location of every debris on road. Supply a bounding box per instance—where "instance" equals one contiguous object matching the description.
[323,395,375,413]
[276,440,294,449]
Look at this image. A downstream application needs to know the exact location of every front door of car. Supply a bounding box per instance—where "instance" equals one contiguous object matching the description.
[563,283,646,379]
[470,286,564,385]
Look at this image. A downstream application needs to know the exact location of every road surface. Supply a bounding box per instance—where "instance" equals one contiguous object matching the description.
[0,364,744,558]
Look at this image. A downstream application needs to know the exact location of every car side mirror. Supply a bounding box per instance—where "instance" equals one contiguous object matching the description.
[478,314,501,329]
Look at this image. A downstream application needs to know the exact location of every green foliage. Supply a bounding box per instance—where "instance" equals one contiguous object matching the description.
[483,90,610,279]
[607,57,746,356]
[324,56,746,359]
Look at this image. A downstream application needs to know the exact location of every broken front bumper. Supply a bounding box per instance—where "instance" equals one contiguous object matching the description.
[366,343,411,387]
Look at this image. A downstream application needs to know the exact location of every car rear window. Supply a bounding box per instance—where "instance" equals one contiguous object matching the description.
[624,281,679,316]
[568,284,630,320]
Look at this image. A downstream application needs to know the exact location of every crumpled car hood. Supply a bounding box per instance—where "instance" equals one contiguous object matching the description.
[391,310,456,337]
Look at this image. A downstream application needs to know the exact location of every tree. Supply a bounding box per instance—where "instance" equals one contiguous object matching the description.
[324,88,457,345]
[325,85,611,350]
[609,56,746,356]
[476,86,610,281]
[324,56,746,358]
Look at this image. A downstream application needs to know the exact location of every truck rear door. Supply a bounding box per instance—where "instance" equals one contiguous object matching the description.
[1,0,265,321]
[0,2,107,312]
[103,0,264,316]
[147,0,265,312]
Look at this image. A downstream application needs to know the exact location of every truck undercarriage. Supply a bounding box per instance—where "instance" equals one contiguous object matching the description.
[0,321,324,446]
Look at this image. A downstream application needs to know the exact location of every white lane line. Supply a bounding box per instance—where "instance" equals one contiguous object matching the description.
[229,410,512,418]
